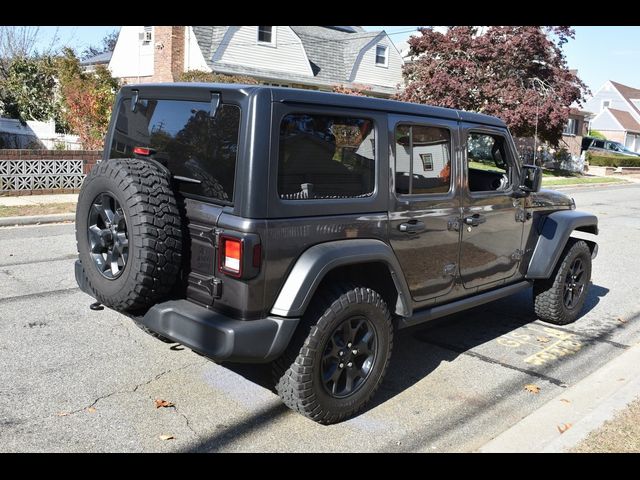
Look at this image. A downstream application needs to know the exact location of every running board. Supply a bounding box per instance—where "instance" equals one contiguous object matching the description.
[399,281,532,329]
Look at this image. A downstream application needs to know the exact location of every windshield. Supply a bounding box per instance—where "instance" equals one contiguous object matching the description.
[109,98,240,203]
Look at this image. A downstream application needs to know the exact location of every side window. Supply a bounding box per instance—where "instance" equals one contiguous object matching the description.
[467,132,512,193]
[394,124,451,195]
[278,113,375,200]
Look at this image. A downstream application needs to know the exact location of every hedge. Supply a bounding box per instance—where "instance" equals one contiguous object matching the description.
[587,152,640,167]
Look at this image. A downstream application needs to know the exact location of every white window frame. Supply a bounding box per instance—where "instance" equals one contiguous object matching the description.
[257,26,276,46]
[375,44,388,67]
[563,118,578,136]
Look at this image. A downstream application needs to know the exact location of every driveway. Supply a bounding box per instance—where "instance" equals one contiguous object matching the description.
[1,184,639,452]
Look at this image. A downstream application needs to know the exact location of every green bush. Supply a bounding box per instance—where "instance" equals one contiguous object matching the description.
[587,152,640,167]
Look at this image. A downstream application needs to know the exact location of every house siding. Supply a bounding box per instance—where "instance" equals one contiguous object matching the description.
[350,35,403,89]
[184,26,211,72]
[590,109,624,132]
[213,26,313,77]
[109,26,154,78]
[597,130,626,144]
[584,82,639,121]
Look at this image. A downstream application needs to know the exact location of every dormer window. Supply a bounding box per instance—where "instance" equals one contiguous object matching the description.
[258,26,274,45]
[375,44,388,67]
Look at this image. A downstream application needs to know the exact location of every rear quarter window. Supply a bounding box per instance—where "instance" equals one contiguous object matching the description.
[278,113,375,200]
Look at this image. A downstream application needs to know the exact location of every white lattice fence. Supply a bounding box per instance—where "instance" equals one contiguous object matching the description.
[0,159,85,192]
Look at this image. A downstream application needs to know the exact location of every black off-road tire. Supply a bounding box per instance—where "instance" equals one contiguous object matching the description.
[273,284,393,424]
[534,239,592,325]
[76,158,182,313]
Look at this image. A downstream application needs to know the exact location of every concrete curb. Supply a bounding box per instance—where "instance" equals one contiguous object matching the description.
[0,213,75,227]
[548,181,631,190]
[478,342,640,453]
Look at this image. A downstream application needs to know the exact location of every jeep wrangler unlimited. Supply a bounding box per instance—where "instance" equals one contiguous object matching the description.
[75,84,598,424]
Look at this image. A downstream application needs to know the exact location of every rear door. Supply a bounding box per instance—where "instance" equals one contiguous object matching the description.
[459,125,525,290]
[388,115,462,303]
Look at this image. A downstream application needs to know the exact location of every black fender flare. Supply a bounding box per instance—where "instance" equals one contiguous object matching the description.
[270,239,412,318]
[526,210,598,279]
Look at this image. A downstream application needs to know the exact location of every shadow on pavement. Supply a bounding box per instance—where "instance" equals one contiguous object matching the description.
[181,283,612,452]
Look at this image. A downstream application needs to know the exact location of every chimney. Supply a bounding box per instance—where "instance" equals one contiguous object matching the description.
[152,26,185,82]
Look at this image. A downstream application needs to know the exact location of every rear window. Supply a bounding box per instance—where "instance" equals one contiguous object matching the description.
[278,113,375,200]
[110,98,240,203]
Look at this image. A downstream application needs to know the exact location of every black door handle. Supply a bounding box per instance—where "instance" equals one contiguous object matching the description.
[464,214,486,227]
[399,221,426,233]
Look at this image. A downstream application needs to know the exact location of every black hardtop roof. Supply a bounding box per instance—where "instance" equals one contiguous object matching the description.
[120,83,507,129]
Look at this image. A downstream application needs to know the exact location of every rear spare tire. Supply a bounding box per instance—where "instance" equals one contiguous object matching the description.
[76,158,182,313]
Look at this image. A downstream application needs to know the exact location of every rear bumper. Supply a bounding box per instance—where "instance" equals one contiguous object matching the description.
[75,260,299,363]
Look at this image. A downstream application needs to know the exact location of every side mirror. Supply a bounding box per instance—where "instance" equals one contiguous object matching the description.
[520,164,542,193]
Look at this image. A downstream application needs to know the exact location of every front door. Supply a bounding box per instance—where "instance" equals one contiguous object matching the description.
[459,126,525,290]
[389,116,461,303]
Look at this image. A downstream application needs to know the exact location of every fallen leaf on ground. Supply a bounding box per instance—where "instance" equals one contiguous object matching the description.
[617,317,627,323]
[159,434,175,441]
[618,378,625,382]
[154,399,175,409]
[537,336,550,343]
[86,407,97,413]
[557,423,572,434]
[524,384,540,394]
[57,412,70,417]
[560,398,571,404]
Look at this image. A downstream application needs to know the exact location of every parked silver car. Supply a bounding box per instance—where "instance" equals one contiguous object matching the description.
[583,137,640,157]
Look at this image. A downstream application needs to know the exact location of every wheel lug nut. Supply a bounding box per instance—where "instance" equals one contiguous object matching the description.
[339,363,344,369]
[347,362,353,368]
[352,349,358,355]
[339,351,344,357]
[347,342,352,348]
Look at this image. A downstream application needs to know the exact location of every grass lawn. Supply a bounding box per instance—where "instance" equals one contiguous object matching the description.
[542,176,627,187]
[0,203,77,218]
[572,398,640,453]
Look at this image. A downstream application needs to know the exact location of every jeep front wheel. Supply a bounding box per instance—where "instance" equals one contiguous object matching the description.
[534,239,592,325]
[274,284,393,424]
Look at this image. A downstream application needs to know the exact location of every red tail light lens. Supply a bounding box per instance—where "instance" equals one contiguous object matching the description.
[133,146,155,156]
[219,236,242,277]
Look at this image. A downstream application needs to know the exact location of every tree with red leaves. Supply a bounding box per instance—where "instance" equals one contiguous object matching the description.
[398,26,588,146]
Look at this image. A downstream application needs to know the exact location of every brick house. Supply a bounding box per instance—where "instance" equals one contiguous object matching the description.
[107,26,404,97]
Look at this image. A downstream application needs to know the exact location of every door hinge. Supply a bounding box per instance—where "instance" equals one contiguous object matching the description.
[447,218,461,232]
[511,249,524,261]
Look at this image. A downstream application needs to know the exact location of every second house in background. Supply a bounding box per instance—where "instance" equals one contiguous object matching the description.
[106,26,404,97]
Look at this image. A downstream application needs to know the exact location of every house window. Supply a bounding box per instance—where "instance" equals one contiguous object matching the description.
[142,26,152,45]
[563,118,579,136]
[602,100,611,110]
[258,26,274,44]
[375,44,388,66]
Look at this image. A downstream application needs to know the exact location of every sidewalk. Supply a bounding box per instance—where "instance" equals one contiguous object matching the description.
[479,341,640,453]
[0,193,77,227]
[0,193,78,206]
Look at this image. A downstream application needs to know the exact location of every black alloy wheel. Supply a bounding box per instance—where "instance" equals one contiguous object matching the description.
[88,192,129,280]
[321,316,377,398]
[563,257,586,309]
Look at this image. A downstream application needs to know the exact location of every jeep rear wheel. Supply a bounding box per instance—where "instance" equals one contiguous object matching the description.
[273,284,393,424]
[76,158,182,313]
[534,239,592,325]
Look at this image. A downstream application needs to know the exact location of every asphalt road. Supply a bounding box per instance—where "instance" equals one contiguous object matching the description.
[1,184,640,452]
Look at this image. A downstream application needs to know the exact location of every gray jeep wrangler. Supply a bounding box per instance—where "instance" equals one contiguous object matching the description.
[75,84,598,424]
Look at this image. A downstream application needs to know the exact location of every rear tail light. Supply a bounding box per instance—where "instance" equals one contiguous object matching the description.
[219,236,243,277]
[133,146,156,156]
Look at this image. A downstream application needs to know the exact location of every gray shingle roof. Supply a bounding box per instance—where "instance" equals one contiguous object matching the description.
[80,51,112,65]
[190,26,394,94]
